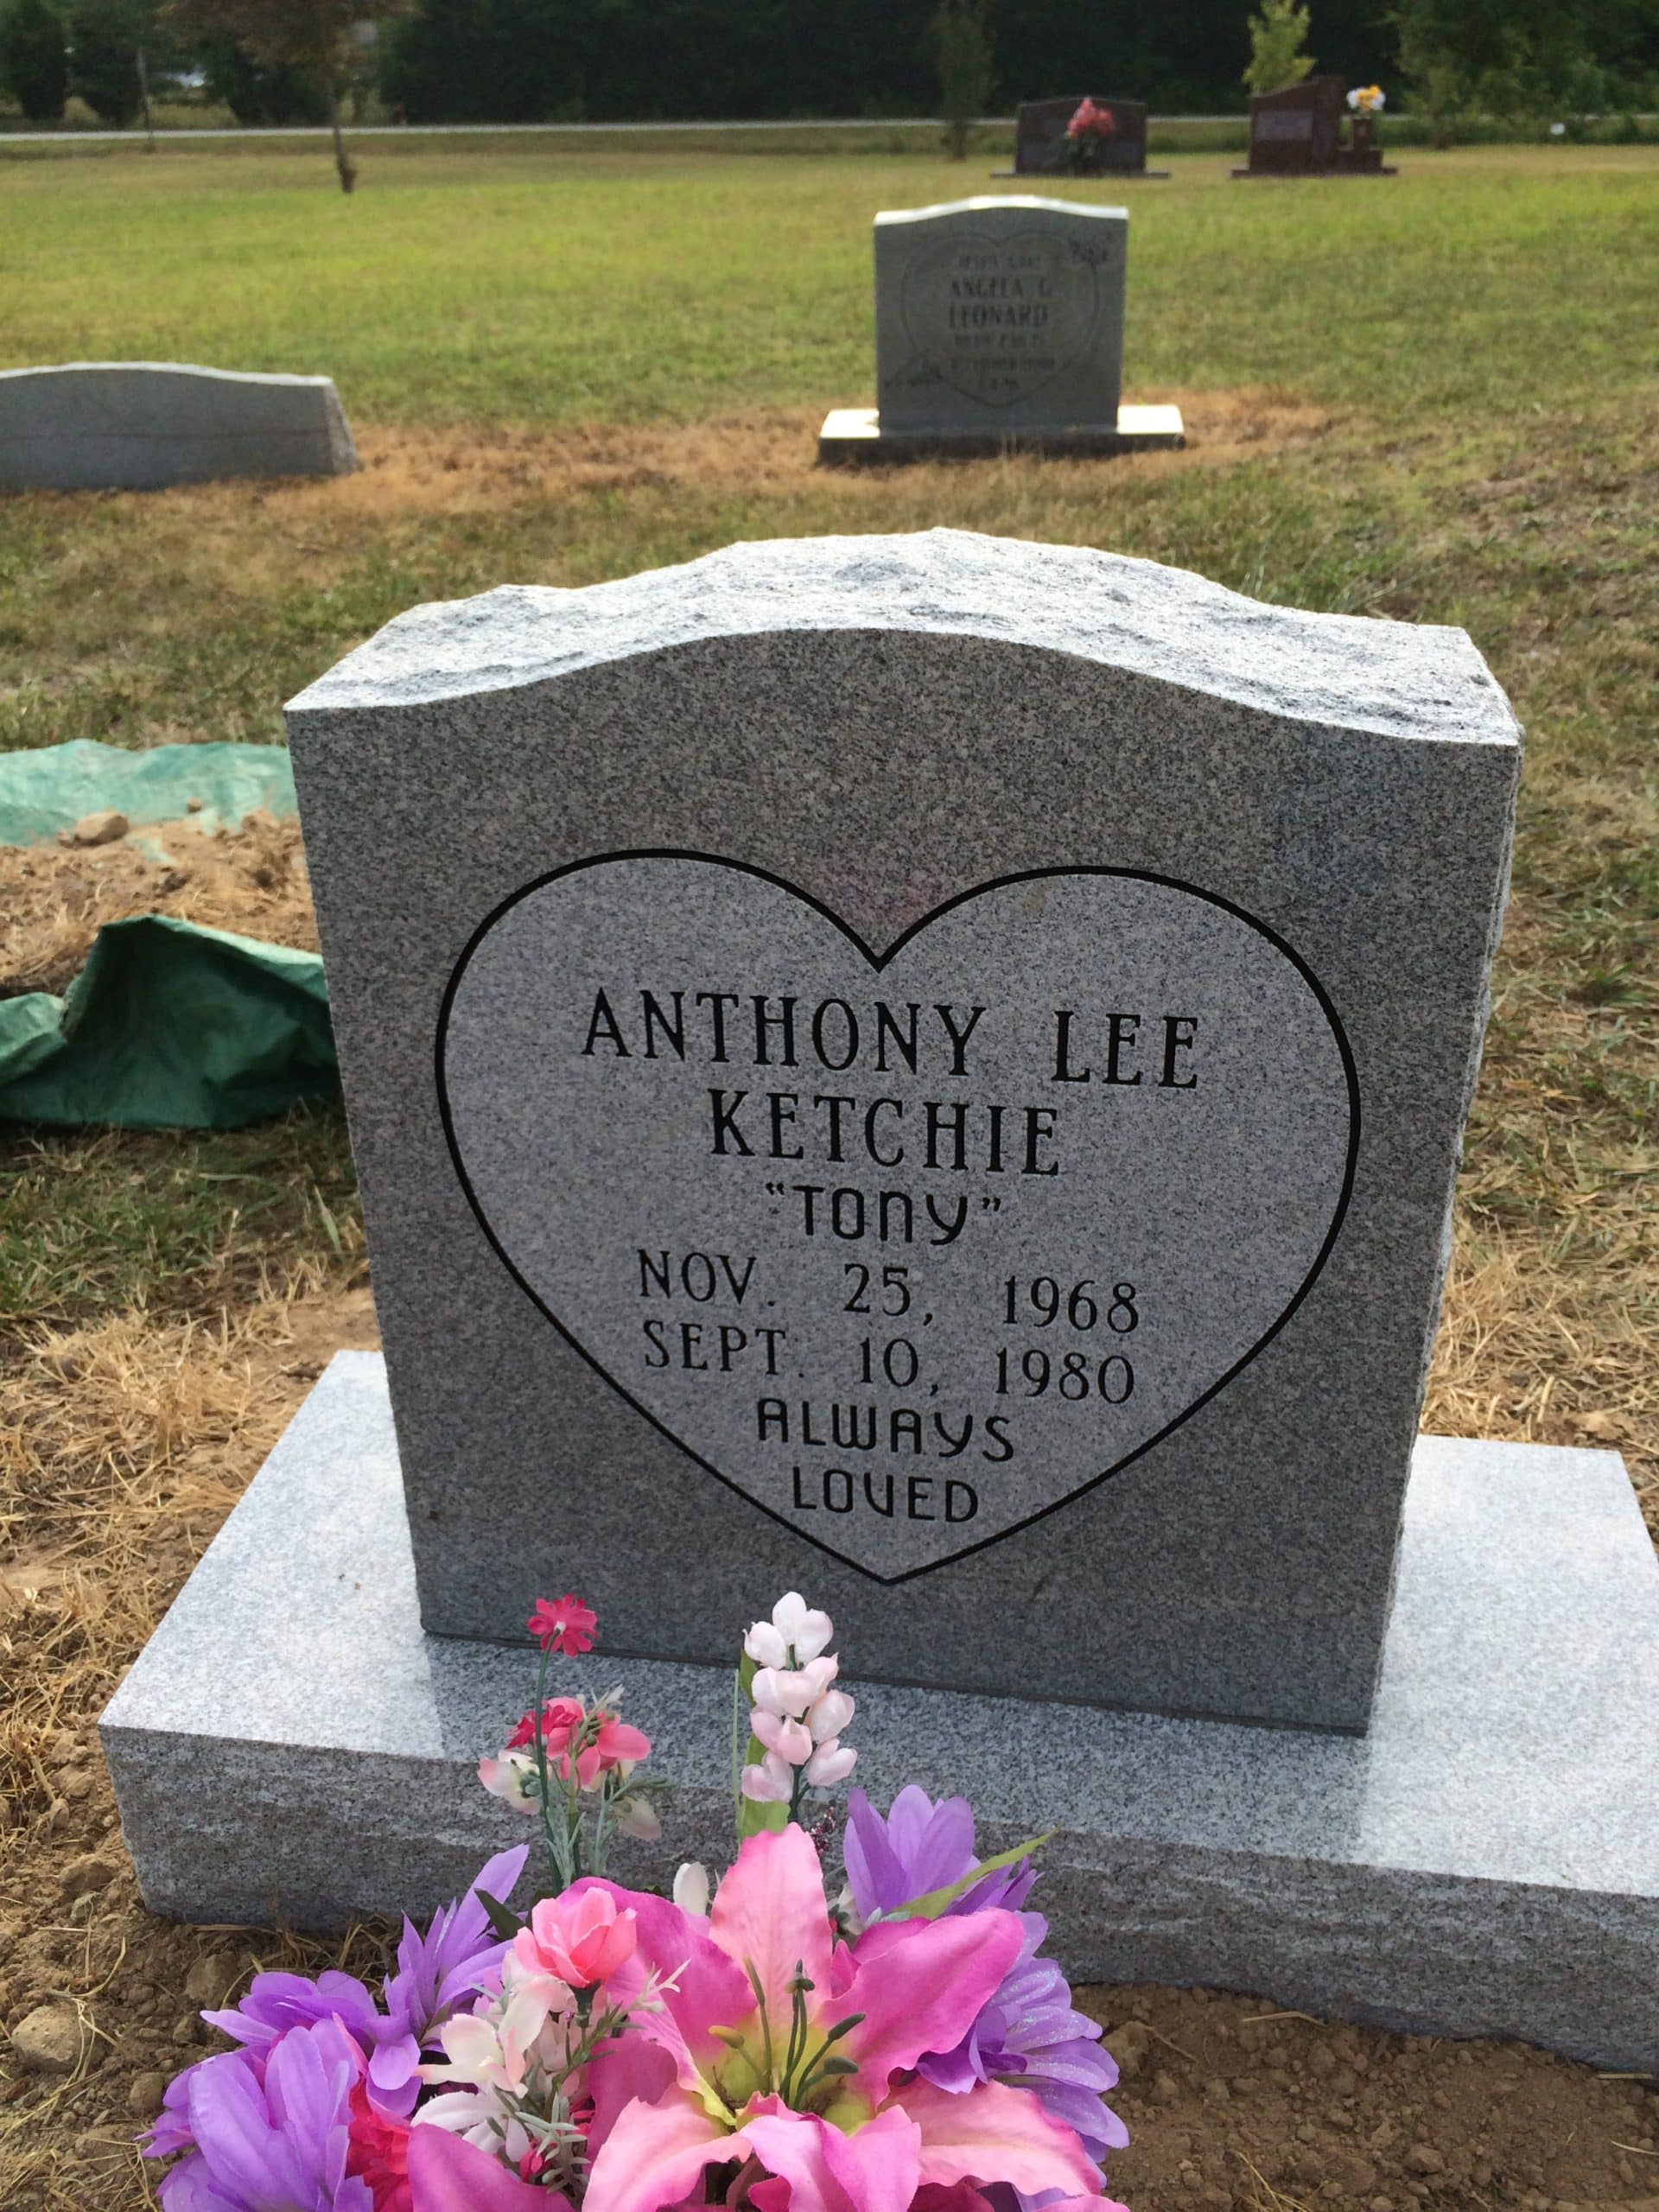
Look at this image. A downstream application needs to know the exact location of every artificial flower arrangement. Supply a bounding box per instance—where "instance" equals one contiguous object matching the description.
[1345,84,1386,114]
[1063,99,1118,173]
[143,1588,1128,2212]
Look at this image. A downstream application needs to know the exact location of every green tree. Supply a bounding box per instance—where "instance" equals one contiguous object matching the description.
[930,0,992,160]
[166,0,408,188]
[66,0,153,124]
[196,30,327,123]
[1243,0,1313,97]
[1392,0,1653,132]
[1,0,68,119]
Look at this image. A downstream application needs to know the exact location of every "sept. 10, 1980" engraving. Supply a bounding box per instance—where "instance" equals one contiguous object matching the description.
[437,853,1357,1580]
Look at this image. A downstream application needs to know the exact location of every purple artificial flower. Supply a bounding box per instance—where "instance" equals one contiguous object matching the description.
[369,1841,530,2112]
[148,2015,371,2211]
[920,1912,1128,2165]
[842,1785,1036,1921]
[202,1970,383,2057]
[199,1844,529,2120]
[842,1788,1124,2172]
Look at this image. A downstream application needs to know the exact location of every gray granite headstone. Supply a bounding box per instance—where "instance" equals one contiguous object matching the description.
[285,529,1520,1732]
[874,198,1127,435]
[0,363,358,492]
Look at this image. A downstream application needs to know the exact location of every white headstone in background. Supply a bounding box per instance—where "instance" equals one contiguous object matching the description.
[0,363,359,491]
[874,196,1128,435]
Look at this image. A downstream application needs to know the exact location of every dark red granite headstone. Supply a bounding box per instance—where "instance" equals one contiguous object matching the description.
[1013,96,1151,177]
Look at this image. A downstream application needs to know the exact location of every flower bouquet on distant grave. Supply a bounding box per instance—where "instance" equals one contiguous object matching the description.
[1345,84,1385,152]
[1062,98,1118,175]
[142,1589,1129,2211]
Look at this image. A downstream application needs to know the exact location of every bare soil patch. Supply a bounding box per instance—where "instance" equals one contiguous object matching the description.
[0,810,315,1001]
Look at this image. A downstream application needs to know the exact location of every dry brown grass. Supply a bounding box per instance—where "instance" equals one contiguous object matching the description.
[0,1281,384,2209]
[12,391,1335,613]
[1427,1220,1656,1524]
[238,392,1338,524]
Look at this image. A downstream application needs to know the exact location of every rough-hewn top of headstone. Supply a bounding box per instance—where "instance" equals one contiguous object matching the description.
[287,528,1520,749]
[874,194,1128,229]
[296,531,1522,747]
[0,361,343,392]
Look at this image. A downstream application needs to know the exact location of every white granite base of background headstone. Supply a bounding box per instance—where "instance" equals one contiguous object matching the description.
[0,363,359,492]
[818,403,1185,465]
[101,1351,1659,2071]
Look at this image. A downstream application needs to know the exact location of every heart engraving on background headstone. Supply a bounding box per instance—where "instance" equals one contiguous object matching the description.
[899,229,1103,410]
[437,855,1357,1580]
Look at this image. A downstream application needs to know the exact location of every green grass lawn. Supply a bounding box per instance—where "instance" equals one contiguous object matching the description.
[0,139,1655,1491]
[3,140,1655,424]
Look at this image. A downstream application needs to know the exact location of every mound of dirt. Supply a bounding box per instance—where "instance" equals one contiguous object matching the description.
[0,810,317,1001]
[1094,1984,1659,2210]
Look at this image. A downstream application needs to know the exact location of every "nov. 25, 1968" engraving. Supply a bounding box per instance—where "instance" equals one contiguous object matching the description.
[436,853,1357,1580]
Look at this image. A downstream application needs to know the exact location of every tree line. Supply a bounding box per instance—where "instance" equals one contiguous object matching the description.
[2,0,1655,142]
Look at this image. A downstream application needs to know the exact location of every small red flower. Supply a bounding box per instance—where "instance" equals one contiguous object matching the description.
[527,1592,597,1656]
[508,1695,585,1751]
[346,2082,413,2212]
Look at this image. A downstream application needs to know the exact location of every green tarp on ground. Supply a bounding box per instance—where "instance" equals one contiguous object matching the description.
[0,738,298,848]
[0,740,333,1128]
[0,915,337,1129]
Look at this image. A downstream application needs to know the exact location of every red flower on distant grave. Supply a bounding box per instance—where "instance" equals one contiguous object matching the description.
[527,1592,598,1656]
[1066,96,1117,141]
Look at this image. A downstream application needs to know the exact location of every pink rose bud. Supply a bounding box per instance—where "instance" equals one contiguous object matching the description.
[514,1887,638,1991]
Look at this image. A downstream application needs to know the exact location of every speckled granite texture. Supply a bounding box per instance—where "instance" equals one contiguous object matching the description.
[0,363,358,490]
[285,531,1520,1729]
[100,1355,1659,2070]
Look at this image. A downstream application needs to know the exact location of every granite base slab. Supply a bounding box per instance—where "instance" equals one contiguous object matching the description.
[1230,166,1399,178]
[989,169,1172,179]
[817,405,1185,465]
[101,1352,1659,2070]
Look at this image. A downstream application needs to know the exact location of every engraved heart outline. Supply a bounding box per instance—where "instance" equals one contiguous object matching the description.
[435,853,1361,1584]
[898,228,1104,412]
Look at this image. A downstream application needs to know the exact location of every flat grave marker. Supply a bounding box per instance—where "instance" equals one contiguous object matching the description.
[0,363,359,492]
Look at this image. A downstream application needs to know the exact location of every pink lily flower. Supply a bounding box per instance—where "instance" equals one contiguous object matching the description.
[579,1827,1107,2212]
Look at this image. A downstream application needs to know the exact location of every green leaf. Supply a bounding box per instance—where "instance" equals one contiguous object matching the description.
[880,1834,1055,1920]
[474,1886,524,1941]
